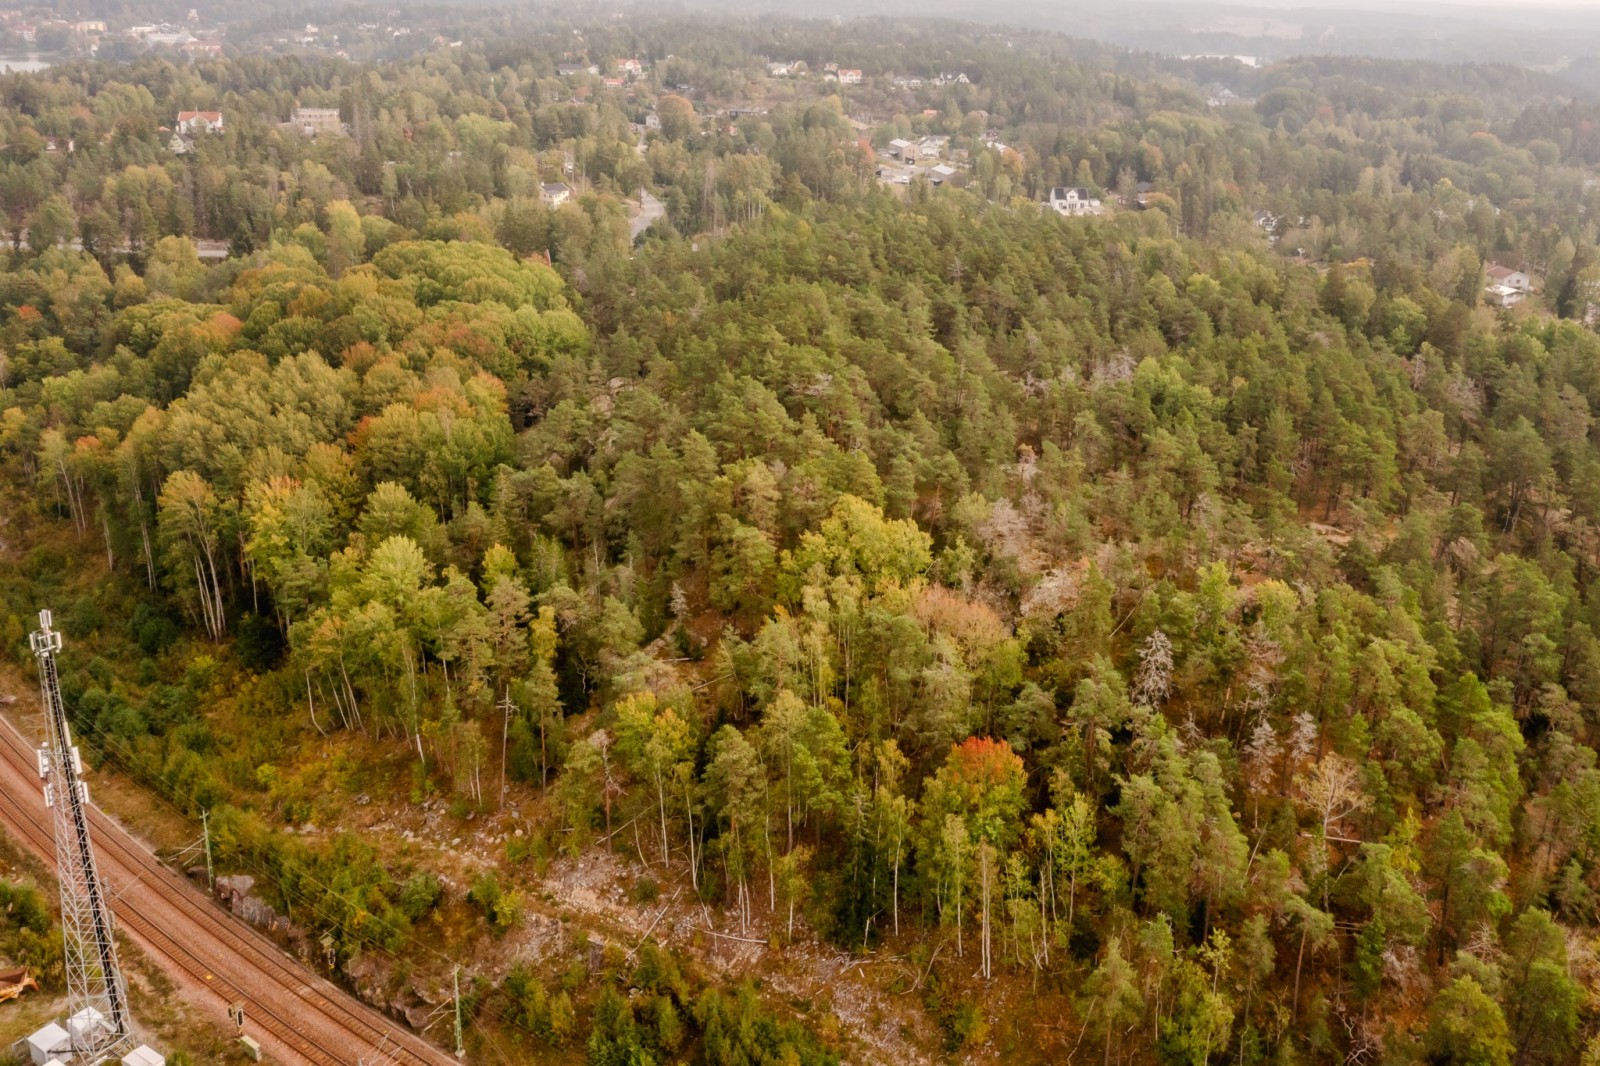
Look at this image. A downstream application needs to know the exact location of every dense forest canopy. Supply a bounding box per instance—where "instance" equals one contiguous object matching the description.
[6,9,1600,1065]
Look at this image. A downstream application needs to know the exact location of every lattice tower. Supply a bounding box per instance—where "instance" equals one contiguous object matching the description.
[31,609,132,1062]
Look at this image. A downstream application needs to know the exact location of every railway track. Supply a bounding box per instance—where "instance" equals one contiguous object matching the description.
[0,715,458,1066]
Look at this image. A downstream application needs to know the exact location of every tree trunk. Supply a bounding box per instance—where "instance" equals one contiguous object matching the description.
[1293,926,1307,1020]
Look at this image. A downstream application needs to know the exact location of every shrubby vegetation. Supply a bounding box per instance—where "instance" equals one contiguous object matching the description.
[0,879,62,989]
[6,9,1600,1063]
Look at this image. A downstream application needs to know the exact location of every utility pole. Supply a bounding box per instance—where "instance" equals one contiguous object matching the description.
[498,691,513,811]
[32,609,133,1061]
[201,809,215,892]
[452,966,465,1058]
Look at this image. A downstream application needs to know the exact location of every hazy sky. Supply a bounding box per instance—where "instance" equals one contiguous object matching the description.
[1161,0,1600,6]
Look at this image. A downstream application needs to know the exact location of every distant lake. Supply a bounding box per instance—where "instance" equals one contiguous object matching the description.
[0,55,54,73]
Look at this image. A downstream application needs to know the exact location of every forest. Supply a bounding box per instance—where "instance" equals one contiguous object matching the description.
[4,8,1600,1065]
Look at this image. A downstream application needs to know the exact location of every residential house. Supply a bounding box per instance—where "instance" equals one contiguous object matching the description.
[891,76,923,90]
[288,106,343,136]
[1485,263,1532,293]
[929,164,958,185]
[72,19,105,32]
[616,57,644,76]
[557,62,598,77]
[644,112,661,130]
[887,138,918,162]
[767,61,792,77]
[541,182,572,207]
[602,76,626,89]
[838,68,862,85]
[917,135,949,159]
[1046,187,1104,217]
[176,110,224,135]
[182,40,222,57]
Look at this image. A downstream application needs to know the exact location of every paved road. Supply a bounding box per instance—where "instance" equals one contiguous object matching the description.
[631,189,665,241]
[0,712,458,1066]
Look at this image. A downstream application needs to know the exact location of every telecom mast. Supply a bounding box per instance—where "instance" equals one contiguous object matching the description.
[31,609,133,1061]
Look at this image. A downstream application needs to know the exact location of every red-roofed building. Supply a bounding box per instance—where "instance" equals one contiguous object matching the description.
[176,110,224,134]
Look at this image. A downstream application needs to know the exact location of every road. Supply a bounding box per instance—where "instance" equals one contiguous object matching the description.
[631,189,665,241]
[0,713,459,1066]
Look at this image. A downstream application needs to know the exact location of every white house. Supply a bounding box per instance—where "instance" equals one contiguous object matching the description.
[837,68,862,85]
[541,182,572,207]
[176,109,223,134]
[1485,263,1532,293]
[1046,187,1104,217]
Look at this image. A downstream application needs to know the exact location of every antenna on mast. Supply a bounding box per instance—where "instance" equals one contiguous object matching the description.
[31,609,133,1061]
